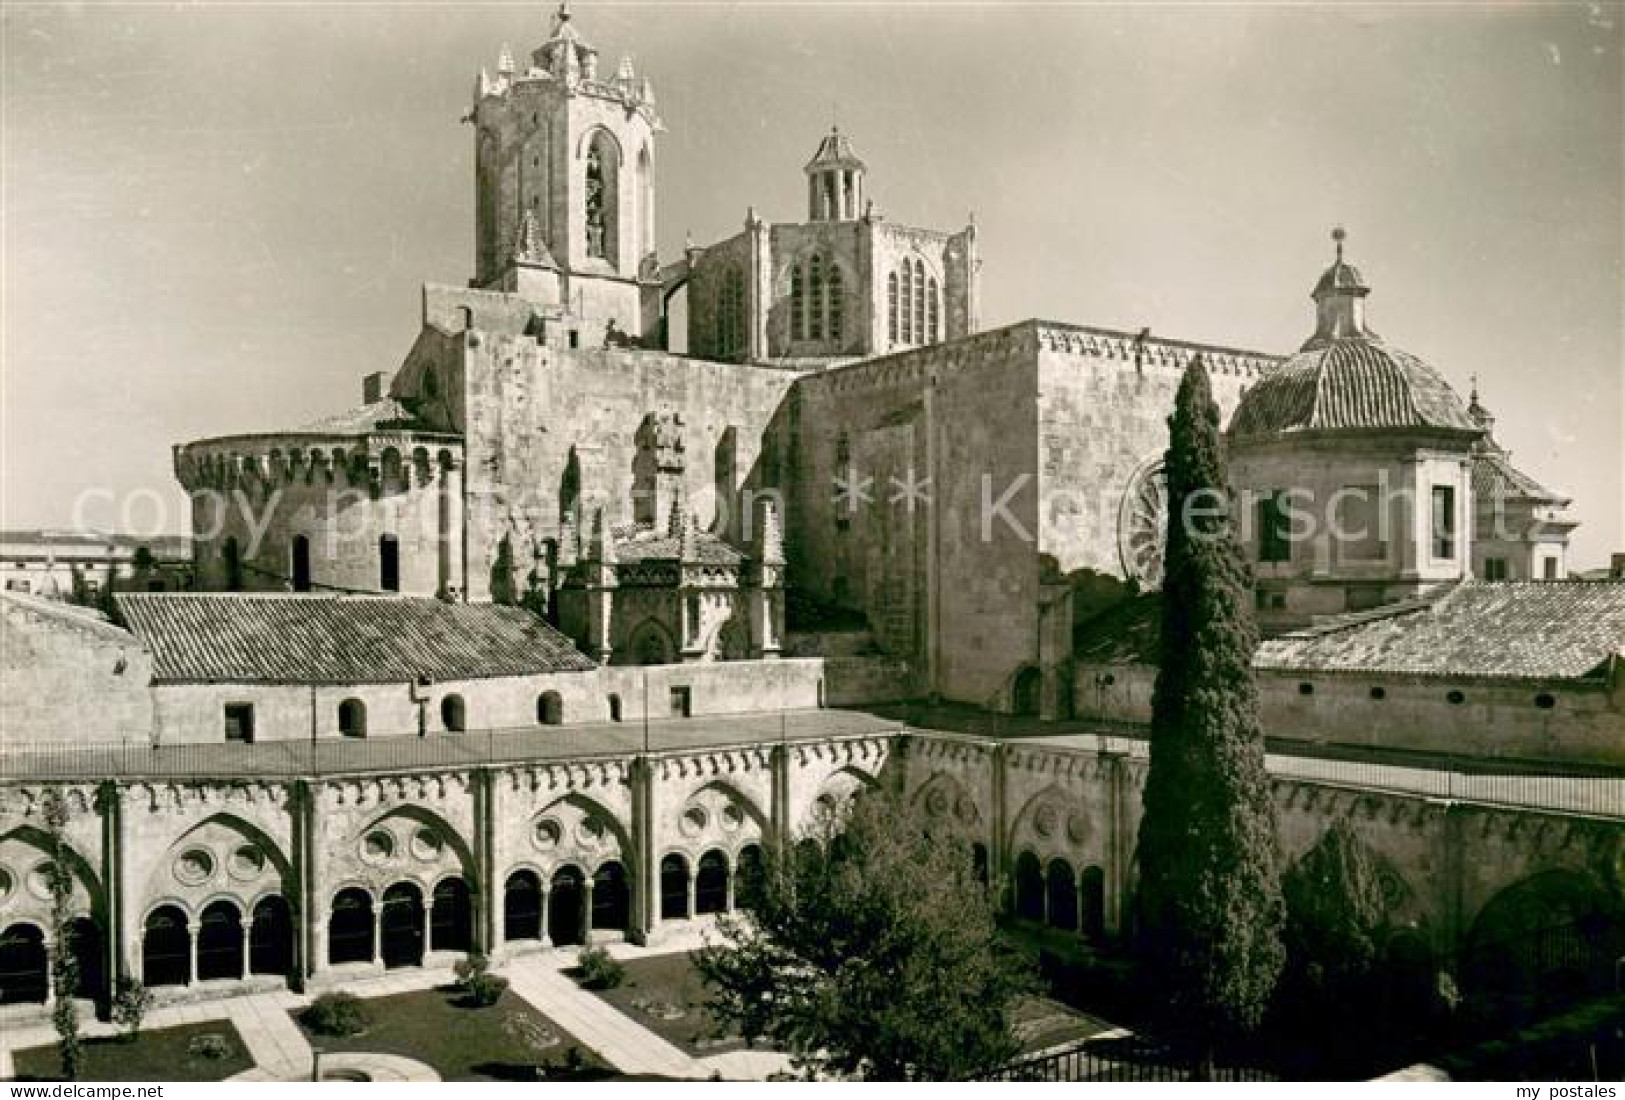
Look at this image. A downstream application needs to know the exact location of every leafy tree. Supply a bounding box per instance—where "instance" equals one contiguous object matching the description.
[111,978,154,1042]
[41,790,83,1080]
[1135,357,1284,1073]
[1277,819,1390,1069]
[694,785,1033,1081]
[1282,819,1387,1003]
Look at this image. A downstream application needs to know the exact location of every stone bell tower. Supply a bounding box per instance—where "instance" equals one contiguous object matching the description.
[469,3,661,331]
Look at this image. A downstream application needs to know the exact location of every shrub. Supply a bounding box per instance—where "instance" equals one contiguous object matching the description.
[304,992,372,1037]
[467,972,510,1007]
[187,1034,233,1061]
[577,946,626,990]
[111,978,154,1043]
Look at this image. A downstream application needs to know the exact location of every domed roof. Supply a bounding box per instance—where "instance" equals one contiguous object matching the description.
[1231,229,1478,440]
[805,126,865,172]
[1230,339,1478,438]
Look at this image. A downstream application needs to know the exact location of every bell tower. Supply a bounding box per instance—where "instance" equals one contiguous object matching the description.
[469,4,661,328]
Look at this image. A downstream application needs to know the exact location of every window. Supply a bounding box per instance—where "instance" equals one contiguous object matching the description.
[291,535,311,592]
[669,686,692,718]
[900,262,914,344]
[790,264,805,341]
[607,694,623,722]
[1483,557,1508,582]
[1257,491,1292,564]
[1534,692,1556,710]
[1542,556,1559,581]
[537,691,563,726]
[927,277,939,344]
[716,267,746,359]
[827,262,843,343]
[338,698,367,738]
[807,255,824,340]
[1297,682,1314,696]
[887,272,899,344]
[5,579,30,593]
[912,259,926,343]
[223,537,243,591]
[1430,485,1456,559]
[440,694,466,732]
[379,535,400,593]
[224,703,255,744]
[585,144,607,259]
[1446,690,1465,706]
[1369,686,1387,700]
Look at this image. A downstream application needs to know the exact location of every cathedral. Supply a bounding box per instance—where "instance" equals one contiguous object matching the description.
[1,4,1620,1036]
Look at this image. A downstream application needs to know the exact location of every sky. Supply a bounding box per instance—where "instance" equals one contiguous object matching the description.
[3,1,1621,568]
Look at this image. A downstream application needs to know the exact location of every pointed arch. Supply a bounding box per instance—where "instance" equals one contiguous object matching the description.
[827,259,844,343]
[790,263,805,341]
[900,262,914,344]
[0,824,105,920]
[532,790,633,869]
[1007,784,1091,862]
[912,258,926,347]
[807,254,824,340]
[887,271,899,344]
[354,804,477,884]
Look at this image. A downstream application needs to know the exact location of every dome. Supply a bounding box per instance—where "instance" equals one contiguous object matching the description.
[804,126,866,172]
[1230,339,1478,439]
[1230,229,1478,440]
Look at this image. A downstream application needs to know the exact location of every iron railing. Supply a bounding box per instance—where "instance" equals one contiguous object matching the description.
[977,1035,1275,1082]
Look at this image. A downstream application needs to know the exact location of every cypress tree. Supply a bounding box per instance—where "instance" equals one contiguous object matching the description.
[1135,357,1284,1071]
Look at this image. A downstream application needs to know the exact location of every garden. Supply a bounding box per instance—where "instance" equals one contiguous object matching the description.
[292,984,613,1082]
[12,1022,254,1082]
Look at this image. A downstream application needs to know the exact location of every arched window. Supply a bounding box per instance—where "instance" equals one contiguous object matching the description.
[338,698,367,738]
[291,535,311,592]
[607,694,623,722]
[537,691,563,726]
[584,132,620,265]
[887,272,899,344]
[790,263,805,341]
[900,262,914,344]
[807,255,824,340]
[441,694,466,732]
[827,262,843,343]
[927,277,940,344]
[716,266,745,359]
[912,259,926,344]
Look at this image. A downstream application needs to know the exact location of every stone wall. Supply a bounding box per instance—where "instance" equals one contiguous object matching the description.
[1072,660,1625,766]
[0,595,154,745]
[410,335,799,602]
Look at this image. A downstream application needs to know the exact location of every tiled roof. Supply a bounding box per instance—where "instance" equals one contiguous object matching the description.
[805,127,865,170]
[1073,595,1162,665]
[1229,338,1478,439]
[1255,581,1625,681]
[1472,447,1568,505]
[115,594,595,684]
[296,398,426,434]
[611,526,744,566]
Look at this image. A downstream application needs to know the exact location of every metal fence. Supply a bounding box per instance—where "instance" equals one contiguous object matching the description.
[977,1036,1275,1082]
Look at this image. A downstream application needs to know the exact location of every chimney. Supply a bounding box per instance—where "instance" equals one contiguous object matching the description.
[363,371,394,404]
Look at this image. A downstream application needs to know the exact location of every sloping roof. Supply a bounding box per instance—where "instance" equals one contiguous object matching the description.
[1472,447,1568,505]
[1229,338,1478,439]
[611,526,745,566]
[296,398,427,434]
[1255,581,1625,681]
[805,127,865,170]
[115,594,595,684]
[1,589,141,646]
[1073,594,1162,665]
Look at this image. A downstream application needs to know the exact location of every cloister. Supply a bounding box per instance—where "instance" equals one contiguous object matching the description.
[1,720,1620,1017]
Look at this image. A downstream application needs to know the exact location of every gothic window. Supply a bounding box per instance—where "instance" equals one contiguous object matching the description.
[887,273,899,344]
[584,131,620,265]
[900,262,914,344]
[927,277,940,344]
[808,255,824,340]
[715,267,746,359]
[586,145,606,258]
[912,259,926,344]
[828,262,844,343]
[791,264,805,341]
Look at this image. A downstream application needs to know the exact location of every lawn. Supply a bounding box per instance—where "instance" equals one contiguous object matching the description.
[13,1021,254,1082]
[578,952,750,1055]
[291,985,616,1082]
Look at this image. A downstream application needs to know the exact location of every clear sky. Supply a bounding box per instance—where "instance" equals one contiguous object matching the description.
[3,1,1621,568]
